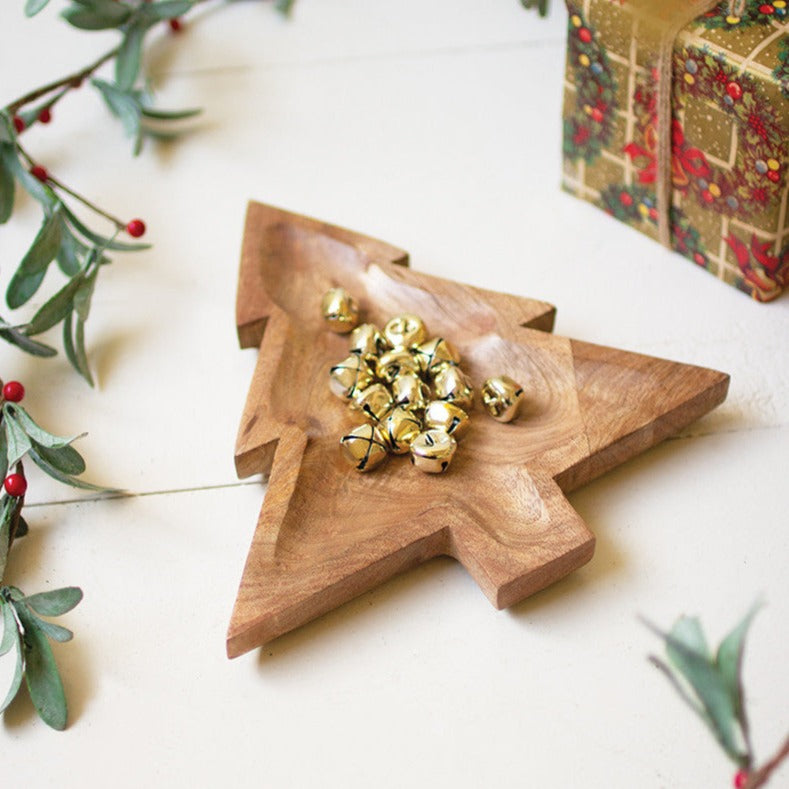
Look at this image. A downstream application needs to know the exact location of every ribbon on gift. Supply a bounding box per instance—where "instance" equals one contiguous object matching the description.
[628,0,746,247]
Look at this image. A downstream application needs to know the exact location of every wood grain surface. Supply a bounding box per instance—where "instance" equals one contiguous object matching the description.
[228,202,730,658]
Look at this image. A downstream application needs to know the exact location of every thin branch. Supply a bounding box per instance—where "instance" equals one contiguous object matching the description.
[5,46,119,115]
[15,142,125,229]
[746,734,789,789]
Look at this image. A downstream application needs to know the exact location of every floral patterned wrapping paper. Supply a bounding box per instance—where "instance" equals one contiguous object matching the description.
[562,0,789,301]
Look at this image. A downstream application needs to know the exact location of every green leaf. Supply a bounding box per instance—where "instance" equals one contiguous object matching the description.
[0,601,17,656]
[4,412,33,466]
[6,207,63,308]
[717,603,761,725]
[662,621,746,764]
[140,105,202,121]
[62,2,131,30]
[15,607,68,730]
[116,23,146,91]
[31,617,73,643]
[275,0,295,15]
[23,587,83,617]
[91,78,141,144]
[62,203,150,251]
[56,220,85,277]
[29,447,110,491]
[0,149,14,224]
[0,113,14,145]
[71,313,93,386]
[143,0,193,20]
[25,0,52,16]
[73,267,98,322]
[0,323,57,357]
[669,616,710,659]
[0,631,23,715]
[32,442,86,476]
[25,274,84,336]
[5,404,83,449]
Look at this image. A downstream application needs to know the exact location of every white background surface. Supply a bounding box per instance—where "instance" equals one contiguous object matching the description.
[1,1,788,787]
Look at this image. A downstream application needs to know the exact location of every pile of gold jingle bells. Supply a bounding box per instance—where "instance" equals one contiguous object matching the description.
[322,287,525,474]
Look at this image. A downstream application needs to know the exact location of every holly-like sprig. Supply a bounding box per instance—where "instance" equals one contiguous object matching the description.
[0,378,109,729]
[0,1,223,383]
[646,606,789,789]
[0,0,306,731]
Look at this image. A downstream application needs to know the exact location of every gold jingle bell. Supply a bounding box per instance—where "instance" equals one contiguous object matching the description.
[424,400,470,440]
[353,383,394,423]
[376,348,421,385]
[349,323,387,358]
[391,372,431,412]
[413,337,460,378]
[340,423,389,472]
[382,406,422,454]
[383,313,427,349]
[329,355,374,400]
[410,429,457,474]
[321,287,360,334]
[433,365,474,412]
[481,375,524,423]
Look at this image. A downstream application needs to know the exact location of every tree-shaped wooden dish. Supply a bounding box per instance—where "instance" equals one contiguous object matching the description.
[228,202,729,658]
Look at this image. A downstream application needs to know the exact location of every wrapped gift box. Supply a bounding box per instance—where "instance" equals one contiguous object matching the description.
[562,0,789,301]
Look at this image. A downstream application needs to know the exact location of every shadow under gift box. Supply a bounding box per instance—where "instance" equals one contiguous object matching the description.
[561,0,789,302]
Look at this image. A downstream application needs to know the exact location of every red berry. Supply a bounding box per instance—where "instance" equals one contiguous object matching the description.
[767,170,780,183]
[169,17,182,32]
[578,27,592,43]
[30,165,48,183]
[759,4,774,13]
[126,218,146,238]
[649,207,659,221]
[727,81,743,100]
[694,252,706,265]
[12,115,25,134]
[734,769,749,789]
[702,189,714,203]
[4,474,27,498]
[2,381,24,402]
[591,108,604,122]
[619,191,633,207]
[38,107,52,124]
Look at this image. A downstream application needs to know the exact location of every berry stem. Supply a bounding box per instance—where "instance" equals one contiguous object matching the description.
[5,46,119,116]
[744,734,789,788]
[15,142,126,230]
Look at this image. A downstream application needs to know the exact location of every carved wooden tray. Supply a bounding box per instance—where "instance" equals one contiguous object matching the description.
[227,201,729,658]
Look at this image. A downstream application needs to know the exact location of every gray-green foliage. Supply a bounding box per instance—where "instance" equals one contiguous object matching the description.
[1,401,107,491]
[646,605,762,769]
[0,585,82,730]
[2,0,205,380]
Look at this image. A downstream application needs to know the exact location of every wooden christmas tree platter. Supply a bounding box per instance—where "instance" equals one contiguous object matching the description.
[228,201,729,659]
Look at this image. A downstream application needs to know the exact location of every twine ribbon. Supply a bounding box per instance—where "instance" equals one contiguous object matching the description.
[629,0,744,247]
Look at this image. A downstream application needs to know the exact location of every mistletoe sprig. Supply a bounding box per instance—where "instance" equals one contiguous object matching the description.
[0,378,108,729]
[646,606,789,788]
[0,0,216,384]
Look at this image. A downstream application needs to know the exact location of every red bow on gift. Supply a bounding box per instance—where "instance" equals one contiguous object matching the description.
[724,232,788,296]
[625,119,710,188]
